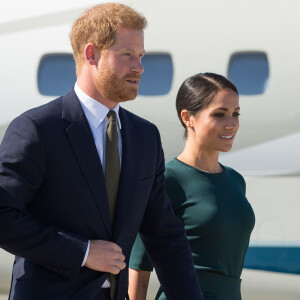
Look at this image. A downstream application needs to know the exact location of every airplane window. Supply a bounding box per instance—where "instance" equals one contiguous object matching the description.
[138,53,173,96]
[38,54,76,96]
[227,52,269,95]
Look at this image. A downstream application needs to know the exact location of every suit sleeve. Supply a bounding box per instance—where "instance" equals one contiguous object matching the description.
[0,115,88,279]
[138,126,203,300]
[129,169,186,272]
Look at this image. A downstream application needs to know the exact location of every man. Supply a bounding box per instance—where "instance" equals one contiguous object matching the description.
[0,3,203,300]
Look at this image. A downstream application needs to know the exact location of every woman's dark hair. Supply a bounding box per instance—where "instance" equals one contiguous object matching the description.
[176,72,238,137]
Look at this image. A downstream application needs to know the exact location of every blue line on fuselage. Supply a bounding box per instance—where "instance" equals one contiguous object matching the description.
[244,246,300,274]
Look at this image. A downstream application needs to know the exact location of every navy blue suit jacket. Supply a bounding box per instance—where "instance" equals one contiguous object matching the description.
[0,89,202,299]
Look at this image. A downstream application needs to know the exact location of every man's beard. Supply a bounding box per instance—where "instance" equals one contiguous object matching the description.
[96,64,140,104]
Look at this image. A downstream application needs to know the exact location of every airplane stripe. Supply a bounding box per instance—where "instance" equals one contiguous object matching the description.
[244,246,300,274]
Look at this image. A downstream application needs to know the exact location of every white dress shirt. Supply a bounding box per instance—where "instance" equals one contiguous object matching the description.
[74,83,122,287]
[74,83,122,169]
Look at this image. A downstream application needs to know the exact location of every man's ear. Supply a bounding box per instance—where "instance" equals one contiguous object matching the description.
[84,43,99,65]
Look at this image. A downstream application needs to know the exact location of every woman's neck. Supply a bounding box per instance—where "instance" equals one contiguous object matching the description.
[177,141,222,173]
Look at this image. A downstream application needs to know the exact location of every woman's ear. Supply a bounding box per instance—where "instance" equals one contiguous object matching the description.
[181,110,193,128]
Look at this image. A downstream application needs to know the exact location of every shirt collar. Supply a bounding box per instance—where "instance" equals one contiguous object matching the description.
[74,83,122,129]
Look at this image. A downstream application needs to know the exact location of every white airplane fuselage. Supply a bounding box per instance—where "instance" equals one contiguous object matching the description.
[0,0,300,298]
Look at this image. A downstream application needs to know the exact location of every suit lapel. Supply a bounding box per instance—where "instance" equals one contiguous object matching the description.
[114,108,140,240]
[61,89,112,237]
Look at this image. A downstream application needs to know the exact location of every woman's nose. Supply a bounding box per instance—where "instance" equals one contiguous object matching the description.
[225,117,239,130]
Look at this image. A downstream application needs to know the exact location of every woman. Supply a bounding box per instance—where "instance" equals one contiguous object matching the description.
[128,73,255,300]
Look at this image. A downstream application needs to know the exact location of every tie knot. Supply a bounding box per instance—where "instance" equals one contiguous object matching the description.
[107,110,117,122]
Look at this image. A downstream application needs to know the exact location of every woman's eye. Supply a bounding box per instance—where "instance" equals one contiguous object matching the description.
[233,112,240,117]
[214,113,224,118]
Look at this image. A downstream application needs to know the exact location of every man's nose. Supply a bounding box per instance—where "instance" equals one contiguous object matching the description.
[131,58,144,74]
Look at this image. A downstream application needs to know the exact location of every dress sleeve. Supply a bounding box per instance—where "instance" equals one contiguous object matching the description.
[129,233,153,272]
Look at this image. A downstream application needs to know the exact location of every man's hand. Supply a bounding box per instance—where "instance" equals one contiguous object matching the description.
[84,240,126,274]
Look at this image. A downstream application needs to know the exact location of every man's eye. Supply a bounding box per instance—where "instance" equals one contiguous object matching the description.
[233,112,240,117]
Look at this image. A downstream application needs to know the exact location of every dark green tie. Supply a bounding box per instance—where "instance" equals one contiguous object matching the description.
[105,110,120,226]
[105,110,120,300]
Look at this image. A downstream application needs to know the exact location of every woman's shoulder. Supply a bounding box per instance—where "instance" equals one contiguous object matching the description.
[165,158,179,172]
[164,159,189,210]
[165,158,193,183]
[165,157,195,173]
[164,159,183,185]
[222,165,246,189]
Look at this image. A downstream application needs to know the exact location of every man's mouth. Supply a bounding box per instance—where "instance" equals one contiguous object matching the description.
[126,79,139,85]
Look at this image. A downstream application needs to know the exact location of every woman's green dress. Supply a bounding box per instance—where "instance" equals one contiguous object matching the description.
[129,158,255,300]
